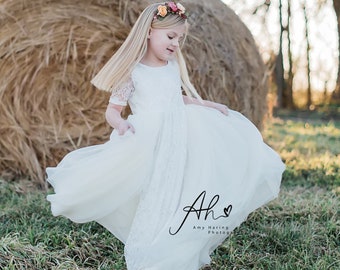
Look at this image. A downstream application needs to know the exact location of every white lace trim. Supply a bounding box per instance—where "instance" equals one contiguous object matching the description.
[124,107,187,270]
[109,78,135,106]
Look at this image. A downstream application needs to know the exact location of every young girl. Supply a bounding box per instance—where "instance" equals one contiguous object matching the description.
[47,2,285,269]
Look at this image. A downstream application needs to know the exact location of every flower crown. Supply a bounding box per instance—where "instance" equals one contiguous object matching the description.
[154,2,188,21]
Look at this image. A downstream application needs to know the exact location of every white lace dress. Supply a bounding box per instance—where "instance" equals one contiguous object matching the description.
[46,60,285,270]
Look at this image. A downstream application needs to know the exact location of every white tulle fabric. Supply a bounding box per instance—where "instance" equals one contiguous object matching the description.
[46,60,285,270]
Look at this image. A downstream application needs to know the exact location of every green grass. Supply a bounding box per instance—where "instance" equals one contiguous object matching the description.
[263,113,340,192]
[1,112,339,270]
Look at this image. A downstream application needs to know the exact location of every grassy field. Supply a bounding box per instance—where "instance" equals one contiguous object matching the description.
[0,111,339,270]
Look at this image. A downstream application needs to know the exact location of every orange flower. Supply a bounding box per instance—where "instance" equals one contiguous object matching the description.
[157,5,167,17]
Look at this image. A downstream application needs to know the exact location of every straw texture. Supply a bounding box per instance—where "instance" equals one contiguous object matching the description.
[0,0,268,185]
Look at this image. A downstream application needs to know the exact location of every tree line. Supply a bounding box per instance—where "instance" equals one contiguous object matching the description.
[225,0,340,109]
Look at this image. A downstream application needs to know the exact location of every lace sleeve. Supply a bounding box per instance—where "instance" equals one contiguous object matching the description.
[109,77,135,106]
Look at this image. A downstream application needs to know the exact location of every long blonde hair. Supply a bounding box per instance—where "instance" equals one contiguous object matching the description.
[91,2,202,100]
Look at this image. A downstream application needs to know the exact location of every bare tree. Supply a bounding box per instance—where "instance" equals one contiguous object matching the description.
[332,0,340,100]
[285,0,295,108]
[275,0,285,108]
[302,0,312,108]
[274,0,295,109]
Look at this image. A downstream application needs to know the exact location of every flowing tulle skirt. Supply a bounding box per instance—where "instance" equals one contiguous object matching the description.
[47,104,285,270]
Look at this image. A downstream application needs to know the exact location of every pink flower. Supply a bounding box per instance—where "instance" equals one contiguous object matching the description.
[168,2,178,12]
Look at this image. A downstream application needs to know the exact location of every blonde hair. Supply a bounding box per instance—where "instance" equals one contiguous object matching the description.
[91,2,202,100]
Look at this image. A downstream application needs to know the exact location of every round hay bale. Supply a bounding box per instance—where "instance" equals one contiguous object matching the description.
[0,0,268,185]
[182,0,268,120]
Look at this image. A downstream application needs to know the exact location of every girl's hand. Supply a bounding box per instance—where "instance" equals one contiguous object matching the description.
[182,95,229,115]
[116,120,135,136]
[211,102,229,115]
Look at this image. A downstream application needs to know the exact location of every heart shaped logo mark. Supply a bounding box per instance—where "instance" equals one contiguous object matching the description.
[223,205,232,217]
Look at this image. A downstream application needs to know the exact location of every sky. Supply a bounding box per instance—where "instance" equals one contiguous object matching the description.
[221,0,338,93]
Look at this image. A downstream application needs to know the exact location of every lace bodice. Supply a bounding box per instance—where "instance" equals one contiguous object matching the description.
[109,60,184,113]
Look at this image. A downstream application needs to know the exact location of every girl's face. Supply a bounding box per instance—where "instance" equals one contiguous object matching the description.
[144,23,186,66]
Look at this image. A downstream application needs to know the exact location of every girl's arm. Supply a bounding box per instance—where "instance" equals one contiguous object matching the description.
[106,103,135,135]
[182,95,229,115]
